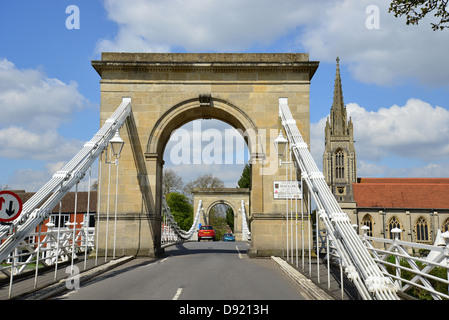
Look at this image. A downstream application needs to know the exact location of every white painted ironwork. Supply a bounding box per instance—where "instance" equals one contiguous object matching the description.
[161,197,202,244]
[0,98,131,297]
[360,228,449,300]
[241,200,251,241]
[278,98,399,300]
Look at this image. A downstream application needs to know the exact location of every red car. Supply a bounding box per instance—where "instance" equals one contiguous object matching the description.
[198,225,216,241]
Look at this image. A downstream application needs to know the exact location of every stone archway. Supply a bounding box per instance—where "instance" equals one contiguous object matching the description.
[92,53,318,258]
[192,188,250,241]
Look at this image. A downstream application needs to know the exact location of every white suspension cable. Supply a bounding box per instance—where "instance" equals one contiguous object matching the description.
[0,98,132,265]
[278,98,399,300]
[161,197,202,242]
[241,200,251,241]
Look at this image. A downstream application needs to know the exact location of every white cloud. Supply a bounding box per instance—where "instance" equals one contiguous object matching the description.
[0,58,88,131]
[97,0,318,53]
[98,0,449,87]
[164,119,250,166]
[310,98,449,177]
[297,0,449,86]
[0,58,89,161]
[0,58,94,191]
[6,160,97,192]
[347,99,449,162]
[0,127,83,161]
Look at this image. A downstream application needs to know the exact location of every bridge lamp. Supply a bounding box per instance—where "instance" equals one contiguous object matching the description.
[110,129,125,159]
[274,130,288,166]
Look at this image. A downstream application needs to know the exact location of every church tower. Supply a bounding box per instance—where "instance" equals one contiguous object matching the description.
[323,57,357,202]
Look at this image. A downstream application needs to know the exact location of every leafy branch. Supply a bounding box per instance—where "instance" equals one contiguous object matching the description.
[389,0,449,30]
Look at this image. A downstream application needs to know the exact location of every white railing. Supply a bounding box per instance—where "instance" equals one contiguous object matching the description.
[360,228,449,300]
[278,98,399,300]
[0,222,95,298]
[1,224,95,275]
[241,200,251,241]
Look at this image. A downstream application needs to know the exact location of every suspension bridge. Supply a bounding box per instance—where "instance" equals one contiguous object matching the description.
[0,53,448,301]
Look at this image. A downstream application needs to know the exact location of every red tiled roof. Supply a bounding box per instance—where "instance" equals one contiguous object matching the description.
[13,191,97,213]
[353,178,449,209]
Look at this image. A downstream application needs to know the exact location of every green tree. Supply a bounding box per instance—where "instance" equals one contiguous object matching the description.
[389,0,449,30]
[166,192,193,231]
[209,206,229,240]
[225,207,234,232]
[237,164,251,188]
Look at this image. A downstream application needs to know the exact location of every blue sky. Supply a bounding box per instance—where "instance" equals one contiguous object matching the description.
[0,0,448,190]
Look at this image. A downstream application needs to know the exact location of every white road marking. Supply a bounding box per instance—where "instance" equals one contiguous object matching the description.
[172,288,183,300]
[235,246,243,259]
[159,256,170,263]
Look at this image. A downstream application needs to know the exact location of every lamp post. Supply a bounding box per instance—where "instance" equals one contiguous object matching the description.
[274,129,294,261]
[104,128,125,262]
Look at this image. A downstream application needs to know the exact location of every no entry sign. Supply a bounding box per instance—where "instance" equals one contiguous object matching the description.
[0,191,23,223]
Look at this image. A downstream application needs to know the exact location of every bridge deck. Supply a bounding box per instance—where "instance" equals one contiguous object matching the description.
[0,245,359,300]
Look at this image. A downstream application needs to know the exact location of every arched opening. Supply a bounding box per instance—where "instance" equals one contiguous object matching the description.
[151,98,256,245]
[206,201,236,241]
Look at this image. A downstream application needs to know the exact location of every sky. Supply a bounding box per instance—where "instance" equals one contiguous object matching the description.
[0,0,448,191]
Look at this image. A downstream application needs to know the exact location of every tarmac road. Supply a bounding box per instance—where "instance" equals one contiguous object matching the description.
[53,241,307,300]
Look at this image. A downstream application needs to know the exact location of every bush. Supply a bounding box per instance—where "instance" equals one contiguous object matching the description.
[385,255,448,300]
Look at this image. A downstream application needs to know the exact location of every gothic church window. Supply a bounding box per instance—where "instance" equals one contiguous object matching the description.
[416,217,430,243]
[443,218,449,232]
[335,149,345,179]
[362,214,373,237]
[388,216,402,240]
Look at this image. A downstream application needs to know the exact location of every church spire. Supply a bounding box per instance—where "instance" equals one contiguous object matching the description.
[323,56,357,203]
[330,56,348,135]
[332,57,344,110]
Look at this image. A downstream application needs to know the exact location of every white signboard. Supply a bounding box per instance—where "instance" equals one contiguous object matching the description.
[273,181,302,199]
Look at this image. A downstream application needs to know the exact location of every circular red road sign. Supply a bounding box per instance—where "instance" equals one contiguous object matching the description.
[0,191,23,223]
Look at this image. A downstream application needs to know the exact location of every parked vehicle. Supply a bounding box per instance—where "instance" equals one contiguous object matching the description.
[222,233,235,242]
[198,225,215,241]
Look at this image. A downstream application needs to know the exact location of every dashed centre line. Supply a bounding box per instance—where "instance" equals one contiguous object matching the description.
[172,288,183,300]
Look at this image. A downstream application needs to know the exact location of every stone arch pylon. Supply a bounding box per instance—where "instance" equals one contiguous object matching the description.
[92,52,318,258]
[192,188,250,241]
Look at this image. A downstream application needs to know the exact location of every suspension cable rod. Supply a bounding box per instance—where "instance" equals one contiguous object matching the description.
[0,98,132,264]
[278,98,399,300]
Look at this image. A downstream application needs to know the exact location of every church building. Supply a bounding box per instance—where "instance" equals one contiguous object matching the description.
[323,58,449,244]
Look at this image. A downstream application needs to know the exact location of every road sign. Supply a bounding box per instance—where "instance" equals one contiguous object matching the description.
[0,191,23,223]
